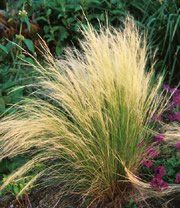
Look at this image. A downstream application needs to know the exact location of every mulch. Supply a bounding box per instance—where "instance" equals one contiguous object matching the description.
[0,187,179,208]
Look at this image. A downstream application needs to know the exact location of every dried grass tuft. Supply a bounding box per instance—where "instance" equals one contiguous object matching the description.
[0,17,179,206]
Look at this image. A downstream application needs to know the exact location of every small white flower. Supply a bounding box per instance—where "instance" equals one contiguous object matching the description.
[18,9,27,17]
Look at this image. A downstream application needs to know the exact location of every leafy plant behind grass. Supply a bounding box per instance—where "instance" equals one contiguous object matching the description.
[0,18,178,207]
[33,0,180,84]
[0,59,37,116]
[141,0,180,84]
[1,0,179,84]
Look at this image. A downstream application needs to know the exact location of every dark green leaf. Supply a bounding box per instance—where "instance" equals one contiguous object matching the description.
[0,44,8,54]
[23,39,35,53]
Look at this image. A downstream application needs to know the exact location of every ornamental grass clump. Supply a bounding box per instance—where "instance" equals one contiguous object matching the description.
[0,18,178,206]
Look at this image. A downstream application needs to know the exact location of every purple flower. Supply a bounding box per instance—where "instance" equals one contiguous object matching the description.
[147,147,159,159]
[163,84,180,94]
[154,166,166,177]
[169,113,175,121]
[175,142,180,150]
[169,112,180,122]
[150,176,168,191]
[170,88,180,94]
[163,84,171,92]
[175,173,180,184]
[173,93,180,106]
[173,112,180,121]
[142,160,153,168]
[154,134,165,143]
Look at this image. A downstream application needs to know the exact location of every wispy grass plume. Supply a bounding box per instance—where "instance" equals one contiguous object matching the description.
[0,18,175,206]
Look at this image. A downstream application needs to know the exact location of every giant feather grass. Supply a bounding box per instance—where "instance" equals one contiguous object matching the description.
[0,18,178,207]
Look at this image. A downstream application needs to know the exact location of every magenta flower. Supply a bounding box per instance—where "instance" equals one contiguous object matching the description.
[175,173,180,184]
[175,142,180,150]
[142,160,153,168]
[163,84,180,94]
[169,114,174,121]
[150,176,168,191]
[163,84,171,92]
[147,147,159,159]
[154,166,166,177]
[173,112,180,121]
[169,112,180,122]
[170,88,180,94]
[173,93,180,106]
[154,134,165,143]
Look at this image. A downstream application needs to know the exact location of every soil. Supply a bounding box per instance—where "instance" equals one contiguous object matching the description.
[0,187,79,208]
[0,187,179,208]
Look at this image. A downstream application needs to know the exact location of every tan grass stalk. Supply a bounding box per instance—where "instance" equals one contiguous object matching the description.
[163,124,180,144]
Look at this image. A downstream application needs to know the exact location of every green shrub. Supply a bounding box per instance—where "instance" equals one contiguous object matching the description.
[29,0,180,84]
[1,0,179,84]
